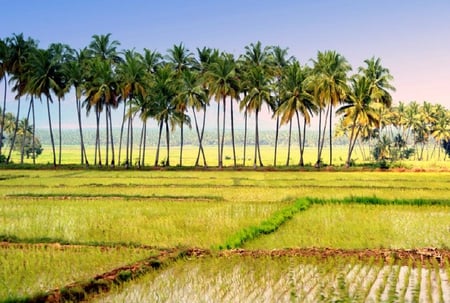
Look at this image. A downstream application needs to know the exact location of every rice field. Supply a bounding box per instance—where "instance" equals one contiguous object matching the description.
[0,168,449,302]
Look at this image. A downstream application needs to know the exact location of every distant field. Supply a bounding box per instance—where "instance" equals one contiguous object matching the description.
[0,169,449,302]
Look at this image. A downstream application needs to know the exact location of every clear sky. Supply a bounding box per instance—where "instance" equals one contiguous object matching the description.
[1,0,450,129]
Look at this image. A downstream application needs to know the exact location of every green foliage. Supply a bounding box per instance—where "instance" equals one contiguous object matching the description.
[218,199,310,249]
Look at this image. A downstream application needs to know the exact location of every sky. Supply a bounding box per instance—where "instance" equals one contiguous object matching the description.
[1,0,450,129]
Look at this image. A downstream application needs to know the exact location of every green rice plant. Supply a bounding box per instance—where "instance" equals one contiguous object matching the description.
[0,245,155,300]
[246,204,450,249]
[218,198,310,249]
[0,198,287,248]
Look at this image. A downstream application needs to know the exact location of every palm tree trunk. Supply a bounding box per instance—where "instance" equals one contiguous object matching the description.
[165,118,170,166]
[105,105,109,166]
[20,101,32,164]
[76,96,88,166]
[315,110,322,167]
[300,117,307,166]
[155,120,163,167]
[296,110,302,166]
[286,119,292,166]
[142,121,147,167]
[230,97,236,167]
[58,97,62,165]
[317,106,329,166]
[130,117,134,166]
[125,105,131,168]
[243,107,248,166]
[193,106,206,167]
[31,97,36,165]
[274,115,280,167]
[220,96,226,168]
[138,121,144,168]
[179,121,183,166]
[217,100,221,168]
[95,107,102,166]
[118,99,127,166]
[329,104,333,166]
[346,116,358,168]
[108,106,115,167]
[0,76,7,159]
[7,97,21,163]
[46,96,57,166]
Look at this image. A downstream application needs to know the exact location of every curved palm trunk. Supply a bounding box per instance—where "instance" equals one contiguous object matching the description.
[316,106,329,167]
[154,120,163,167]
[58,97,62,165]
[193,106,207,167]
[230,97,236,167]
[46,96,57,166]
[286,119,292,166]
[243,109,248,166]
[20,101,32,164]
[76,96,88,166]
[7,97,21,163]
[138,121,144,168]
[0,76,7,159]
[254,108,263,168]
[273,115,280,167]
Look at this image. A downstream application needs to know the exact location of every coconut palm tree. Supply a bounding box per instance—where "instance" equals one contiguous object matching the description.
[64,48,89,166]
[176,69,208,166]
[278,61,316,166]
[5,34,37,164]
[311,50,351,166]
[271,46,292,166]
[25,47,59,166]
[337,76,380,167]
[117,50,146,167]
[206,53,239,168]
[242,66,272,168]
[0,38,9,159]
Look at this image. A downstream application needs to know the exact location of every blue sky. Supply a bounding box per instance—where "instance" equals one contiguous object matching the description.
[1,0,450,129]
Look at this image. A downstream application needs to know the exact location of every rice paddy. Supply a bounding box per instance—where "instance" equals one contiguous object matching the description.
[0,168,449,302]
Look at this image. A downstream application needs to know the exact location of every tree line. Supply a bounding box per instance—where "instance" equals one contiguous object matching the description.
[1,33,449,168]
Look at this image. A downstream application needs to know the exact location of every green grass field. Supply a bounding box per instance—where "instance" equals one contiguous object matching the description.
[0,167,449,302]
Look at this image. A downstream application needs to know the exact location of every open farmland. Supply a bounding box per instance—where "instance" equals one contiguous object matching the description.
[0,169,449,302]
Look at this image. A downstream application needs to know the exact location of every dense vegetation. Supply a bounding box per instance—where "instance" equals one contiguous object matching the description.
[1,33,449,168]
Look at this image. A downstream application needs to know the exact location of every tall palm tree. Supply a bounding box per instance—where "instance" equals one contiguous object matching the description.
[25,48,58,166]
[278,61,316,166]
[87,34,122,166]
[151,64,179,167]
[337,76,379,167]
[117,50,146,167]
[166,43,194,166]
[271,46,292,166]
[5,34,37,164]
[0,38,9,159]
[48,43,73,165]
[64,48,89,166]
[311,50,351,166]
[206,54,238,168]
[242,66,272,168]
[176,69,208,166]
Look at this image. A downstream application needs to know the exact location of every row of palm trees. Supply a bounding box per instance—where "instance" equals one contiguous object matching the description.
[1,33,446,168]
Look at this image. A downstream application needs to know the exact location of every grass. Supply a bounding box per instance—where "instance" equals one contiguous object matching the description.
[0,244,156,300]
[0,199,287,248]
[245,203,450,249]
